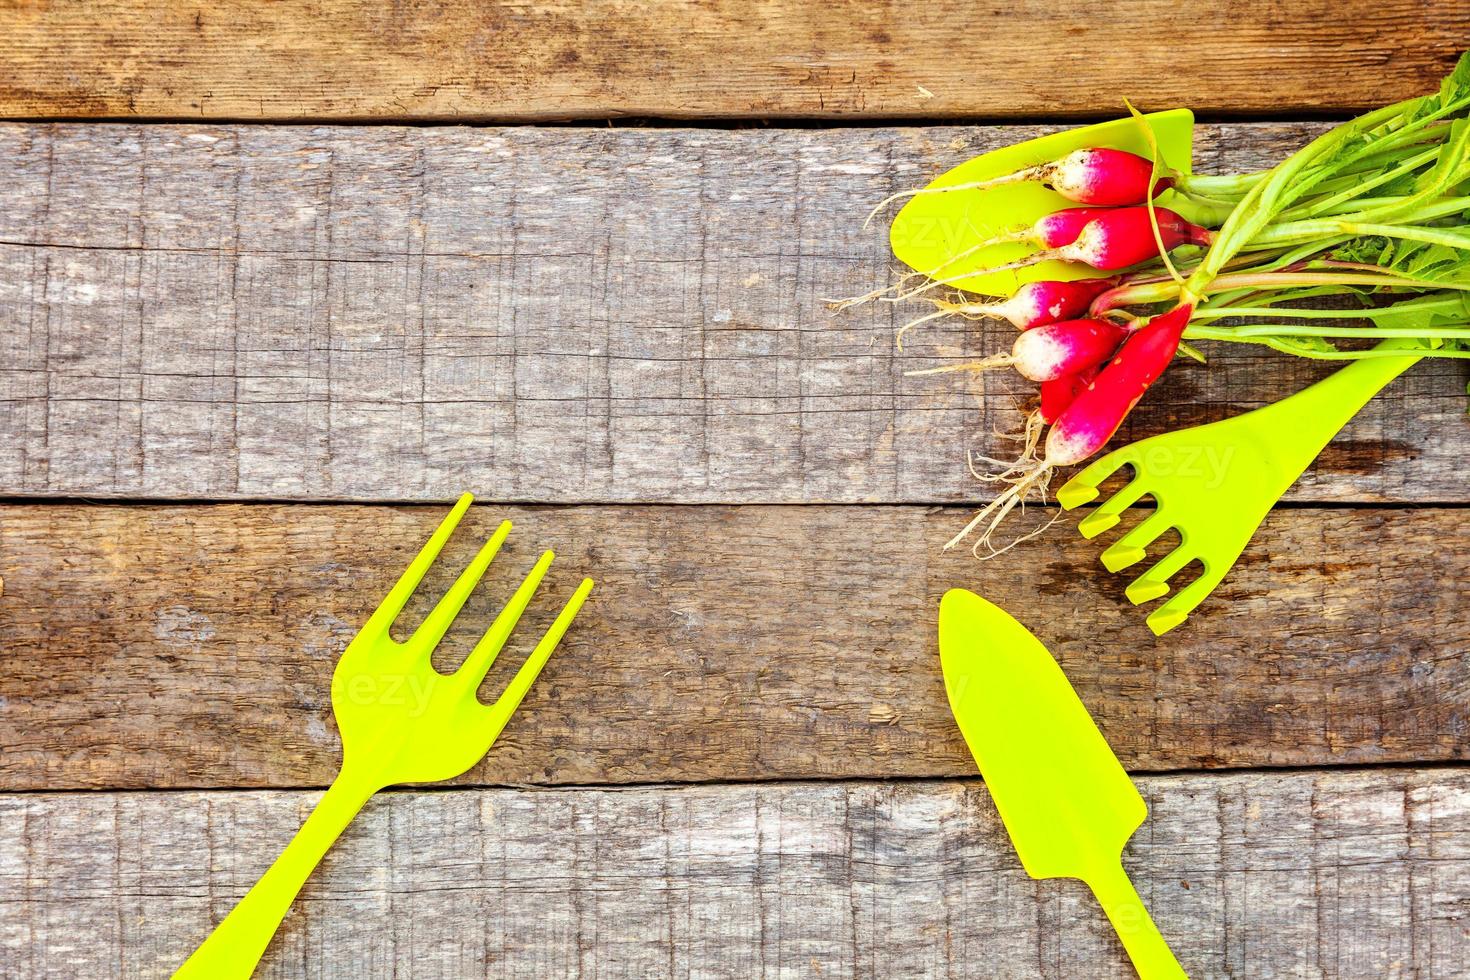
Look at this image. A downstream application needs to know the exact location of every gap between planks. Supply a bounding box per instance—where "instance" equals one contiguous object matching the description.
[3,759,1469,798]
[4,496,1470,509]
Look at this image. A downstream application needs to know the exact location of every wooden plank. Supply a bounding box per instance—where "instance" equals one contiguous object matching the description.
[2,769,1467,977]
[1,1,1466,121]
[1,122,1466,504]
[2,503,1464,790]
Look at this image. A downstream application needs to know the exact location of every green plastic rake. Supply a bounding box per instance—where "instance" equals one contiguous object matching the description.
[1057,347,1420,635]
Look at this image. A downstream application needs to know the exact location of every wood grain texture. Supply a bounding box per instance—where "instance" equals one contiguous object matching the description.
[1,121,1467,504]
[1,1,1467,121]
[3,769,1468,977]
[3,503,1465,790]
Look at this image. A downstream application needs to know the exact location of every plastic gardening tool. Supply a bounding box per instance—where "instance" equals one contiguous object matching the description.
[889,110,1197,298]
[886,115,1428,637]
[938,588,1186,979]
[1056,341,1423,636]
[175,494,594,979]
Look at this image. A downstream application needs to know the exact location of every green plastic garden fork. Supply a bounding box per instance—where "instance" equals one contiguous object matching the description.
[175,493,594,979]
[1056,346,1421,635]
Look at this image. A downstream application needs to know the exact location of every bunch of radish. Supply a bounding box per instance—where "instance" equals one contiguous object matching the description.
[837,52,1470,556]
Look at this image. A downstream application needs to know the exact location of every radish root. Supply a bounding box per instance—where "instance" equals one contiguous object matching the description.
[883,251,1056,303]
[824,240,988,311]
[863,168,1042,228]
[949,402,1060,558]
[945,459,1060,558]
[966,410,1045,485]
[905,353,1012,376]
[936,298,1003,320]
[895,306,958,350]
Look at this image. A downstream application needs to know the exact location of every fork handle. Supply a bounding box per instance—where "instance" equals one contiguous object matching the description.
[174,770,378,979]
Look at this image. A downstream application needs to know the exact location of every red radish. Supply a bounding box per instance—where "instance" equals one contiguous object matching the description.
[906,318,1127,381]
[895,209,1206,325]
[1046,149,1174,205]
[865,148,1172,225]
[1039,364,1100,424]
[938,277,1118,330]
[944,304,1194,555]
[1052,208,1210,270]
[1010,318,1128,381]
[968,208,1211,279]
[1044,304,1195,465]
[1018,207,1115,249]
[828,214,1103,313]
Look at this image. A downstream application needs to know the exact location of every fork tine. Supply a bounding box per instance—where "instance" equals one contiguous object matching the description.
[1145,560,1226,636]
[1057,449,1136,510]
[361,493,474,640]
[1124,545,1196,606]
[1076,476,1151,539]
[482,577,594,731]
[455,550,555,684]
[1099,510,1171,572]
[408,520,514,650]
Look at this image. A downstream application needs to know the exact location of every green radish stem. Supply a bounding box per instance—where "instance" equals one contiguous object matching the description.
[1093,271,1470,314]
[1281,146,1442,220]
[1264,220,1470,251]
[1193,293,1466,322]
[1193,332,1470,360]
[1174,170,1267,200]
[1181,82,1470,295]
[1189,323,1470,340]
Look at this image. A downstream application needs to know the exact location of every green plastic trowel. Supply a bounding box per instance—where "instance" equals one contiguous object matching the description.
[938,588,1186,979]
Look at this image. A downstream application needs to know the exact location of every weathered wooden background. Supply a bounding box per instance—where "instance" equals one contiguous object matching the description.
[7,771,1469,978]
[2,0,1468,120]
[1,3,1467,978]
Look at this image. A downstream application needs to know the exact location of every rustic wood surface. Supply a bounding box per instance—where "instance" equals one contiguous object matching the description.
[2,121,1467,504]
[4,15,1469,973]
[3,502,1465,790]
[3,769,1467,978]
[1,1,1467,121]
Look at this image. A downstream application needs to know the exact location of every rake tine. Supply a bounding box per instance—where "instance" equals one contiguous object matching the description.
[1057,450,1137,510]
[361,493,474,640]
[409,520,513,651]
[457,550,555,685]
[1099,511,1173,573]
[1145,560,1226,636]
[1124,546,1197,606]
[481,578,595,735]
[1076,476,1151,539]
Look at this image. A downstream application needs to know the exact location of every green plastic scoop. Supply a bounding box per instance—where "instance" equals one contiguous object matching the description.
[938,588,1186,979]
[889,110,1196,298]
